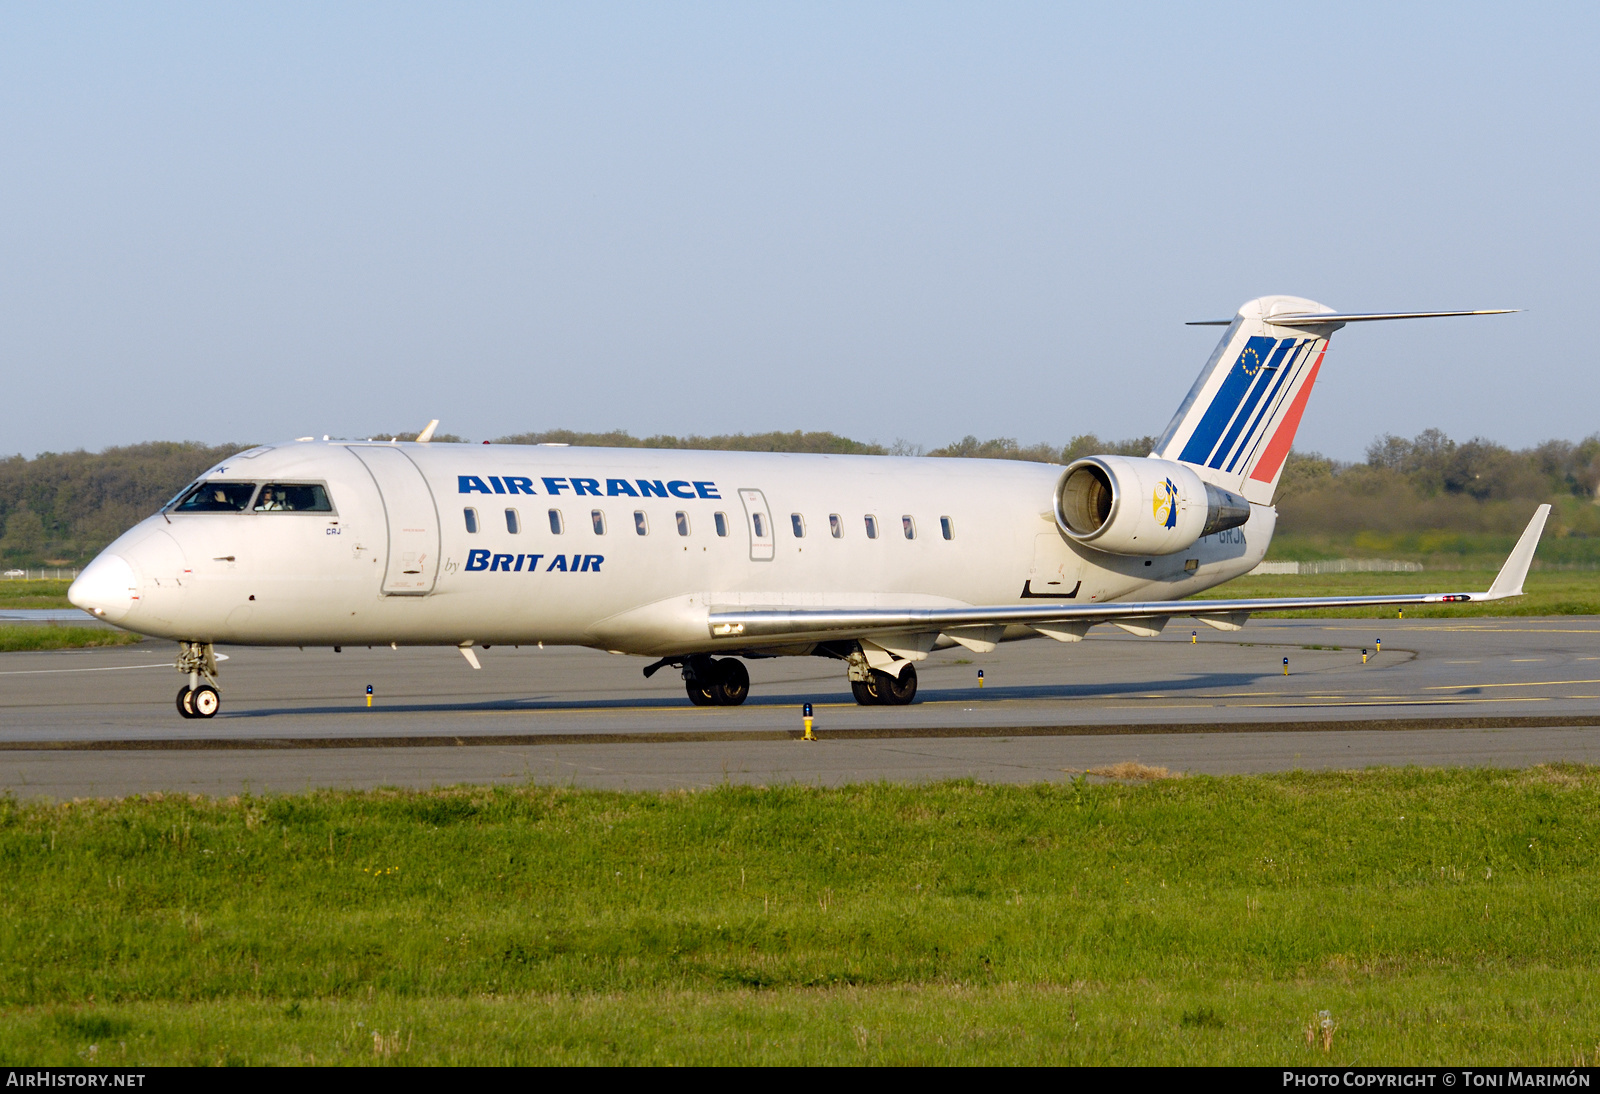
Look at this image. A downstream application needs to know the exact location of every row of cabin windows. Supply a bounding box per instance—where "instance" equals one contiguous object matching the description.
[464,507,955,541]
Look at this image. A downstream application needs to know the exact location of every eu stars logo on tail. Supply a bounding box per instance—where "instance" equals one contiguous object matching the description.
[1153,478,1179,530]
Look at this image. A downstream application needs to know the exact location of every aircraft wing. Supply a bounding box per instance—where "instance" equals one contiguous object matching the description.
[705,505,1550,644]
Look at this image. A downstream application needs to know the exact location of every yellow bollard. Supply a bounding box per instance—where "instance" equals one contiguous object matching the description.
[802,702,815,741]
[977,668,984,688]
[1397,608,1403,619]
[1362,649,1368,664]
[366,684,373,708]
[1283,657,1290,676]
[1191,631,1198,644]
[1375,638,1381,653]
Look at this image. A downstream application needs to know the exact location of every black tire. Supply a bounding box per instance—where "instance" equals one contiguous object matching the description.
[191,684,221,719]
[850,679,880,705]
[176,686,196,719]
[685,678,717,706]
[712,658,749,706]
[874,665,918,705]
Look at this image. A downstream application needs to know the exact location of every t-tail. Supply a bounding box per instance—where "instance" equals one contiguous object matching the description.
[1153,296,1517,505]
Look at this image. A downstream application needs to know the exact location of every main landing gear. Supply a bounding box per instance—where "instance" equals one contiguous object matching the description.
[840,645,918,705]
[642,655,750,707]
[849,663,918,706]
[684,656,750,707]
[642,647,919,708]
[175,640,221,719]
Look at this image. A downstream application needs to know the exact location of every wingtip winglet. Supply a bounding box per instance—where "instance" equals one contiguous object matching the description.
[1484,504,1551,600]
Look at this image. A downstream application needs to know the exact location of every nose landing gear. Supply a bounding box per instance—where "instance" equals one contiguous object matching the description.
[175,641,221,719]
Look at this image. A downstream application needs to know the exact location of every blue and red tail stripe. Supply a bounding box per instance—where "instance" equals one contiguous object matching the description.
[1223,339,1314,474]
[1176,336,1275,467]
[1249,345,1326,484]
[1209,338,1298,471]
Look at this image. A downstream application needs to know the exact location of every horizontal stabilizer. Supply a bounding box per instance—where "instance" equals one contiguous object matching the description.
[1264,309,1519,328]
[1187,309,1518,328]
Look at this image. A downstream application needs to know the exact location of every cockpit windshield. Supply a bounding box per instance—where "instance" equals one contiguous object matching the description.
[173,482,256,512]
[254,484,332,512]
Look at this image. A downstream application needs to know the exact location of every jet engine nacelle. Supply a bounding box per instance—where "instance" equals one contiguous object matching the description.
[1054,455,1252,556]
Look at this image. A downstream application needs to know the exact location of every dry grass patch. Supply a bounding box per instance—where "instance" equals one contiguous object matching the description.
[1082,762,1182,782]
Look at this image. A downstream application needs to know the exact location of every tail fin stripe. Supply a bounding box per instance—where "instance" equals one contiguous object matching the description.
[1223,339,1312,474]
[1209,338,1300,470]
[1227,348,1304,474]
[1176,335,1277,465]
[1248,346,1325,484]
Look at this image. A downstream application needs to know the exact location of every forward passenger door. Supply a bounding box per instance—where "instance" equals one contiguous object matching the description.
[347,446,441,594]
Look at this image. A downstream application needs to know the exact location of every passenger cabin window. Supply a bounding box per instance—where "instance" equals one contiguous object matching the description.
[463,508,480,534]
[174,481,255,512]
[864,514,879,540]
[676,511,691,536]
[940,516,954,540]
[829,514,842,539]
[714,512,729,537]
[751,513,766,538]
[903,516,916,540]
[791,514,805,538]
[634,511,648,536]
[505,509,520,534]
[591,510,607,535]
[253,483,332,512]
[548,509,564,534]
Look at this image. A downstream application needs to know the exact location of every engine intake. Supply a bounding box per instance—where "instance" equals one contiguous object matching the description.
[1055,456,1252,556]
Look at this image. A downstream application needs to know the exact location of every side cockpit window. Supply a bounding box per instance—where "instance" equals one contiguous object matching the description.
[174,482,256,512]
[253,484,333,512]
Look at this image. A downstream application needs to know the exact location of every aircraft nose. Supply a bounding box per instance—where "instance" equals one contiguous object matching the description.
[68,553,138,622]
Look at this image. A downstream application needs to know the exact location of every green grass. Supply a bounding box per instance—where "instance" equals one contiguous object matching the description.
[1221,570,1600,617]
[6,769,1600,1064]
[0,579,73,610]
[0,625,144,652]
[0,579,144,649]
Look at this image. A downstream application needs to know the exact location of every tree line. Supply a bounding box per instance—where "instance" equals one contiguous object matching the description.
[2,429,1595,567]
[1276,430,1600,543]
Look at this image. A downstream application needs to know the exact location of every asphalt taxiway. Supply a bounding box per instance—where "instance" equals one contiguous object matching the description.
[2,617,1597,798]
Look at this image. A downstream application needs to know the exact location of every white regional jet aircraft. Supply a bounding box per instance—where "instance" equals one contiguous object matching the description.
[69,296,1546,720]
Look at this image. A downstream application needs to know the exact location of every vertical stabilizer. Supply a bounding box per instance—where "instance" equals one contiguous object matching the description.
[1154,295,1336,505]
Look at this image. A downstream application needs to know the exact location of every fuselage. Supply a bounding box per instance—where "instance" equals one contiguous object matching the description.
[70,440,1274,656]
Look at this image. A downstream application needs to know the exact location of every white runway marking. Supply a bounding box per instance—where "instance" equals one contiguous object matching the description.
[0,662,171,676]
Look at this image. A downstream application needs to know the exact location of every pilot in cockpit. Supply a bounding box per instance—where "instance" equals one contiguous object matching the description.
[257,487,284,511]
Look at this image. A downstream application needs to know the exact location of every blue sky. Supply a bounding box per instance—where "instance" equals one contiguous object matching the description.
[2,3,1594,460]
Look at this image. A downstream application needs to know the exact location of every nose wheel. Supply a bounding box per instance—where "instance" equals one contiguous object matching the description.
[174,641,221,719]
[176,684,221,719]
